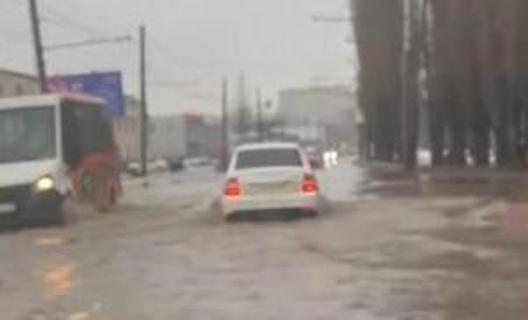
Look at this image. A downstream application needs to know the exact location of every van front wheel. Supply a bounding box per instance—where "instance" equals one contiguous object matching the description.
[20,193,67,227]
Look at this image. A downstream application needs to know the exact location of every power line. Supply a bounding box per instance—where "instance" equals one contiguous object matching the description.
[21,1,232,103]
[3,0,24,9]
[40,16,104,38]
[0,0,30,37]
[40,1,234,82]
[62,0,131,33]
[41,6,113,37]
[44,35,133,52]
[39,2,218,86]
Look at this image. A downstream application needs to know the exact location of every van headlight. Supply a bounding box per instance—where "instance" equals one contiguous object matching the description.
[34,176,55,192]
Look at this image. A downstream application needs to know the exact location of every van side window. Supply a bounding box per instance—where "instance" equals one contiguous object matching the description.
[61,100,114,168]
[61,106,81,168]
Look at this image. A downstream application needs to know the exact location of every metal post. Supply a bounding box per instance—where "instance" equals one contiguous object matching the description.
[139,25,148,176]
[29,0,47,93]
[221,78,229,171]
[256,88,263,142]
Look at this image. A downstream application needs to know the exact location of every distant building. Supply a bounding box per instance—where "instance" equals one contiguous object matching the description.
[278,86,359,151]
[0,69,39,98]
[149,113,222,163]
[278,86,356,126]
[114,95,141,163]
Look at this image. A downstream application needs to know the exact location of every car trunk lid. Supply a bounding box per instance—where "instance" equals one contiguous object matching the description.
[236,167,304,197]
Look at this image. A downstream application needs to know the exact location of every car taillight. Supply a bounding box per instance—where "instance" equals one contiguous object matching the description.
[224,177,241,198]
[302,174,319,194]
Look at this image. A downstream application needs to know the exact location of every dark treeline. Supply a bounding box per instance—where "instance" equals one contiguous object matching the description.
[351,0,528,169]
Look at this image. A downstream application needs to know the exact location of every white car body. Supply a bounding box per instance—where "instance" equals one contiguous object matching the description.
[221,142,322,218]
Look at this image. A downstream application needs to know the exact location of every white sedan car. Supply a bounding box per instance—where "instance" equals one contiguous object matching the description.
[221,142,322,221]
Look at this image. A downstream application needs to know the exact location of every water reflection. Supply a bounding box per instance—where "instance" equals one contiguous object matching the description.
[41,262,76,297]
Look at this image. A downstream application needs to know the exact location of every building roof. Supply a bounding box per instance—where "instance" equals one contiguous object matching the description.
[0,68,37,81]
[0,93,105,110]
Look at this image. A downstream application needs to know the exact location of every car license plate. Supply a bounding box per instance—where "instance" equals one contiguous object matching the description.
[0,203,16,214]
[250,181,293,195]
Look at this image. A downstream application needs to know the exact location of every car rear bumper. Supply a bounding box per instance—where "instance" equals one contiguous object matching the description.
[221,193,321,216]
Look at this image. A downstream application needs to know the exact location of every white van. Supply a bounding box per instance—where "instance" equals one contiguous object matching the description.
[0,94,121,225]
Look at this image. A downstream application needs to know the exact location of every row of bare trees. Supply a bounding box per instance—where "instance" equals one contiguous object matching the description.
[351,0,528,168]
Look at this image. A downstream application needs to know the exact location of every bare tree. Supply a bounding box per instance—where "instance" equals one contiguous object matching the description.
[351,0,528,169]
[351,0,404,161]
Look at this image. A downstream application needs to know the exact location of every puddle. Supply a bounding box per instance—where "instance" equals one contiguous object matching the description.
[39,262,76,297]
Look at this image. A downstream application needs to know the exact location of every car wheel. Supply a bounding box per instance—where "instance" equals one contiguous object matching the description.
[305,210,319,219]
[47,197,69,226]
[31,197,66,227]
[225,213,238,223]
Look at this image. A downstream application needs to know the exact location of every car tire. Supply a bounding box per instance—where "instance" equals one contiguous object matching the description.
[225,214,238,223]
[22,196,66,227]
[305,210,319,219]
[46,197,69,226]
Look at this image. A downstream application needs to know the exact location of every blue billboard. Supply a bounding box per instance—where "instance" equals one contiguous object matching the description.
[48,72,125,118]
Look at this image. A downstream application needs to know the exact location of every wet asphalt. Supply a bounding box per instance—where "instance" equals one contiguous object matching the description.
[2,162,528,320]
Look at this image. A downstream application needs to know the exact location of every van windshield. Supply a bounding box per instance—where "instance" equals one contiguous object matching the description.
[0,106,56,164]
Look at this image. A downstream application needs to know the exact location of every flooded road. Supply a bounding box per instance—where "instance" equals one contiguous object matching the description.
[2,163,528,319]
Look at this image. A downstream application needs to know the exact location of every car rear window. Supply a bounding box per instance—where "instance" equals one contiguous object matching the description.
[236,148,302,169]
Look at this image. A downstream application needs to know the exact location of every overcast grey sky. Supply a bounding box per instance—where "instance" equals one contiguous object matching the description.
[1,0,355,115]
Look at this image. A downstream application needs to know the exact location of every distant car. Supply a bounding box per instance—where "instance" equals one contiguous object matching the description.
[305,148,324,170]
[221,142,322,221]
[184,157,213,168]
[168,159,184,172]
[126,159,168,176]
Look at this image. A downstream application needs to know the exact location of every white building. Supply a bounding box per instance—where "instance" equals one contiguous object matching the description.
[0,69,39,98]
[113,96,141,163]
[149,114,222,163]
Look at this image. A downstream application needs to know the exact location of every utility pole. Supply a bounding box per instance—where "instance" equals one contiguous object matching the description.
[256,88,263,142]
[221,78,229,171]
[29,0,47,93]
[401,0,418,171]
[401,0,410,170]
[139,25,148,176]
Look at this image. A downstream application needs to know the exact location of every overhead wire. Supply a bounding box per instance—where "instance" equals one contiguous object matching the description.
[41,4,117,38]
[3,0,24,9]
[15,0,227,101]
[0,0,32,49]
[56,0,132,35]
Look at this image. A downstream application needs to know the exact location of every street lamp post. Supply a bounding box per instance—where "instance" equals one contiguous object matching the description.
[221,78,229,171]
[256,88,263,142]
